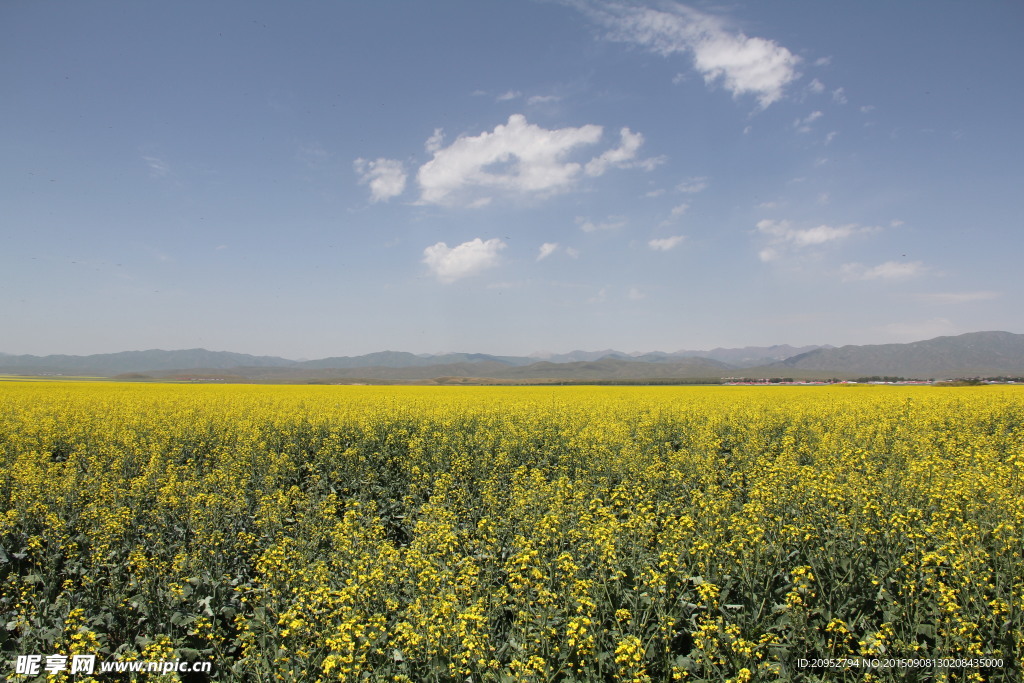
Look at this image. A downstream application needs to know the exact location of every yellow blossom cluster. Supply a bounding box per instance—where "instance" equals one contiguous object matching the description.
[1,382,1021,681]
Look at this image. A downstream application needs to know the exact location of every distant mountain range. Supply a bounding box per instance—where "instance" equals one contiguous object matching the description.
[769,330,1024,378]
[529,344,827,367]
[2,332,1022,382]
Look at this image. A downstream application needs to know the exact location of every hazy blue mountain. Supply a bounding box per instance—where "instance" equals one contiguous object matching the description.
[770,331,1024,377]
[300,351,530,369]
[0,348,294,374]
[533,345,832,367]
[3,332,1022,379]
[491,357,733,380]
[136,357,735,382]
[667,344,831,367]
[528,349,633,363]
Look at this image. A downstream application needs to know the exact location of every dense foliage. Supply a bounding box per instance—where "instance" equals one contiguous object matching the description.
[1,383,1021,681]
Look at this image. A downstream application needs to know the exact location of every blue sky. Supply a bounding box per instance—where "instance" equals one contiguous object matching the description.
[3,1,1022,358]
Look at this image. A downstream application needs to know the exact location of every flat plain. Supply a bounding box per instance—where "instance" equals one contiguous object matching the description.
[1,382,1021,681]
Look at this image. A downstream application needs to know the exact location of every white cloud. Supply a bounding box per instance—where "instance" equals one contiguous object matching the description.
[416,114,606,206]
[628,287,646,300]
[832,87,847,104]
[143,155,171,179]
[637,156,667,171]
[354,157,407,202]
[756,219,881,262]
[758,247,780,262]
[794,110,823,132]
[585,127,646,176]
[583,2,800,107]
[537,242,559,261]
[527,94,561,105]
[497,90,521,101]
[577,215,627,232]
[687,26,800,108]
[565,247,580,259]
[676,176,709,193]
[425,128,445,153]
[367,115,654,208]
[840,261,927,281]
[660,203,690,227]
[794,225,849,245]
[422,238,506,283]
[648,235,685,251]
[757,219,859,247]
[808,78,825,94]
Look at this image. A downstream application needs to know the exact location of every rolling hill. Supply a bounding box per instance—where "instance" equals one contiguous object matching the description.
[2,332,1022,382]
[767,331,1024,378]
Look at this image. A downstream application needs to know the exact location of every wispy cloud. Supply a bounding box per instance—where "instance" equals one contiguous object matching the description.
[578,1,801,107]
[840,260,928,281]
[527,94,562,105]
[758,219,857,246]
[142,155,171,179]
[659,203,690,227]
[354,157,407,202]
[425,128,445,153]
[537,242,560,261]
[648,235,685,251]
[676,176,709,193]
[422,238,506,283]
[585,127,662,176]
[794,110,823,133]
[577,215,627,233]
[756,219,878,262]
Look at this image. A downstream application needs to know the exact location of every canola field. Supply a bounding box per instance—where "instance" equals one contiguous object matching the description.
[1,382,1021,682]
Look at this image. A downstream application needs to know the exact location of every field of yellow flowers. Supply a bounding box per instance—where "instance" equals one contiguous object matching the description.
[1,382,1021,682]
